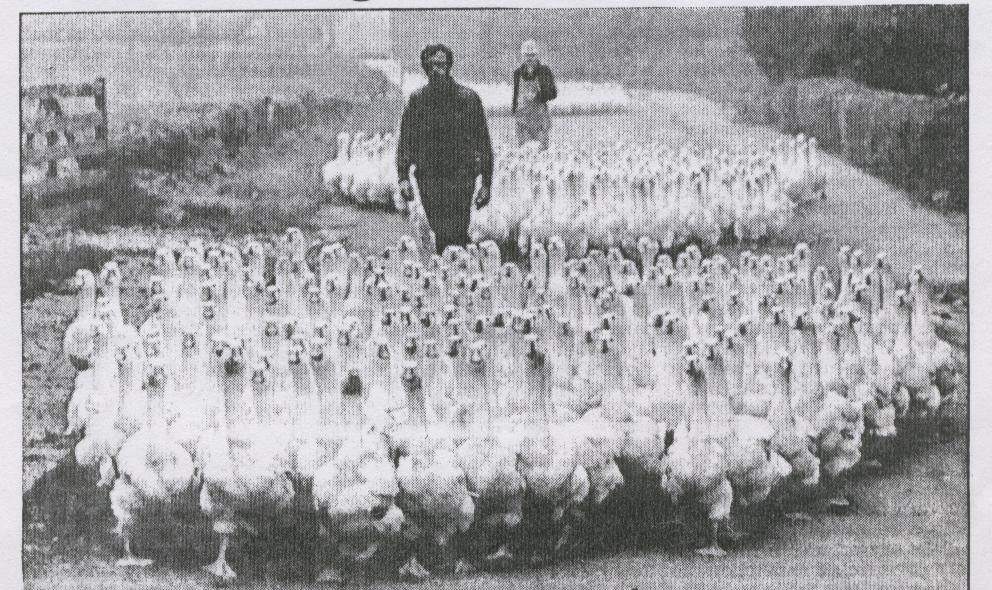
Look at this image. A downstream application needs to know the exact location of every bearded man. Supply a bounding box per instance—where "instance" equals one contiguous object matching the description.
[397,44,494,254]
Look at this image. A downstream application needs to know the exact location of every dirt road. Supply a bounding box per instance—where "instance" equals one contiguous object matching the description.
[21,90,968,589]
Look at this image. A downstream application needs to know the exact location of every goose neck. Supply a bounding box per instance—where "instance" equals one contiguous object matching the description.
[525,357,553,425]
[145,381,167,430]
[687,371,708,430]
[404,377,429,429]
[79,283,96,319]
[222,367,253,427]
[767,368,794,427]
[312,360,339,427]
[468,362,493,428]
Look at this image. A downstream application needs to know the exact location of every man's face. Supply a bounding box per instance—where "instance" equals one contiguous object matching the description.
[523,51,538,68]
[426,50,450,83]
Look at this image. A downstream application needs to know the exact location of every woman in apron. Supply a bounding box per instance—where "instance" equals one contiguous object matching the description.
[512,40,557,150]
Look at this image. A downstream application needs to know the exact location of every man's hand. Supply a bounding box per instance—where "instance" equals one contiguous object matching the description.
[398,179,414,202]
[475,185,491,209]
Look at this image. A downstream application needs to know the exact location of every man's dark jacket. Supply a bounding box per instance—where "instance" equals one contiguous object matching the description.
[396,79,494,252]
[511,63,558,114]
[396,80,494,189]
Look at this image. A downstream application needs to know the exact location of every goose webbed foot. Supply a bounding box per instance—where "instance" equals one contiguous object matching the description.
[860,459,883,473]
[203,557,237,583]
[453,559,476,575]
[203,534,237,583]
[695,520,726,557]
[696,543,727,557]
[783,512,814,523]
[484,543,514,568]
[824,473,855,513]
[398,556,431,581]
[116,537,153,568]
[315,566,344,585]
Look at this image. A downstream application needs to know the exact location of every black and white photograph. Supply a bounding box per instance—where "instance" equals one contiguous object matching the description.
[17,3,976,589]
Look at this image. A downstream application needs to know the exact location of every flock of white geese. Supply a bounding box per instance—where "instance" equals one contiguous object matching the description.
[390,72,634,116]
[323,133,826,255]
[61,228,959,582]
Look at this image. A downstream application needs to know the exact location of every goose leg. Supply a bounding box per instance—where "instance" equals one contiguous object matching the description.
[111,479,152,567]
[696,519,727,557]
[721,517,746,543]
[554,520,574,554]
[825,472,853,511]
[314,524,344,585]
[117,534,154,567]
[450,531,476,575]
[453,558,476,575]
[203,531,237,582]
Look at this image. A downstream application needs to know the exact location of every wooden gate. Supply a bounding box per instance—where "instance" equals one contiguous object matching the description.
[21,77,109,197]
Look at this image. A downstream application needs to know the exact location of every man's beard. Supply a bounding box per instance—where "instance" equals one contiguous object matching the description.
[428,69,452,86]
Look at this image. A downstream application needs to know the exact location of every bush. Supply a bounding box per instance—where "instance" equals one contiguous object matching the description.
[120,130,202,173]
[66,164,166,230]
[743,6,967,95]
[22,241,113,302]
[917,101,968,210]
[738,77,967,211]
[176,183,320,236]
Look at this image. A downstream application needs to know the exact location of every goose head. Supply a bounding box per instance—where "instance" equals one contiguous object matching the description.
[72,268,97,296]
[336,131,351,157]
[446,335,463,360]
[251,354,272,385]
[400,361,422,394]
[223,339,245,375]
[145,359,167,390]
[306,285,322,306]
[265,285,281,309]
[685,353,703,381]
[910,265,925,289]
[288,335,307,366]
[154,247,177,276]
[403,334,420,359]
[468,339,487,368]
[317,244,340,276]
[373,338,391,363]
[309,335,327,363]
[281,317,298,340]
[793,308,813,332]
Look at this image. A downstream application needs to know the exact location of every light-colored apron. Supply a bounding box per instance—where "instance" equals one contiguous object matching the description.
[515,73,551,148]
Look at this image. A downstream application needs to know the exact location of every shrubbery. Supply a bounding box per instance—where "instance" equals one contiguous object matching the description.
[21,240,113,302]
[742,6,967,95]
[739,6,967,212]
[737,77,967,211]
